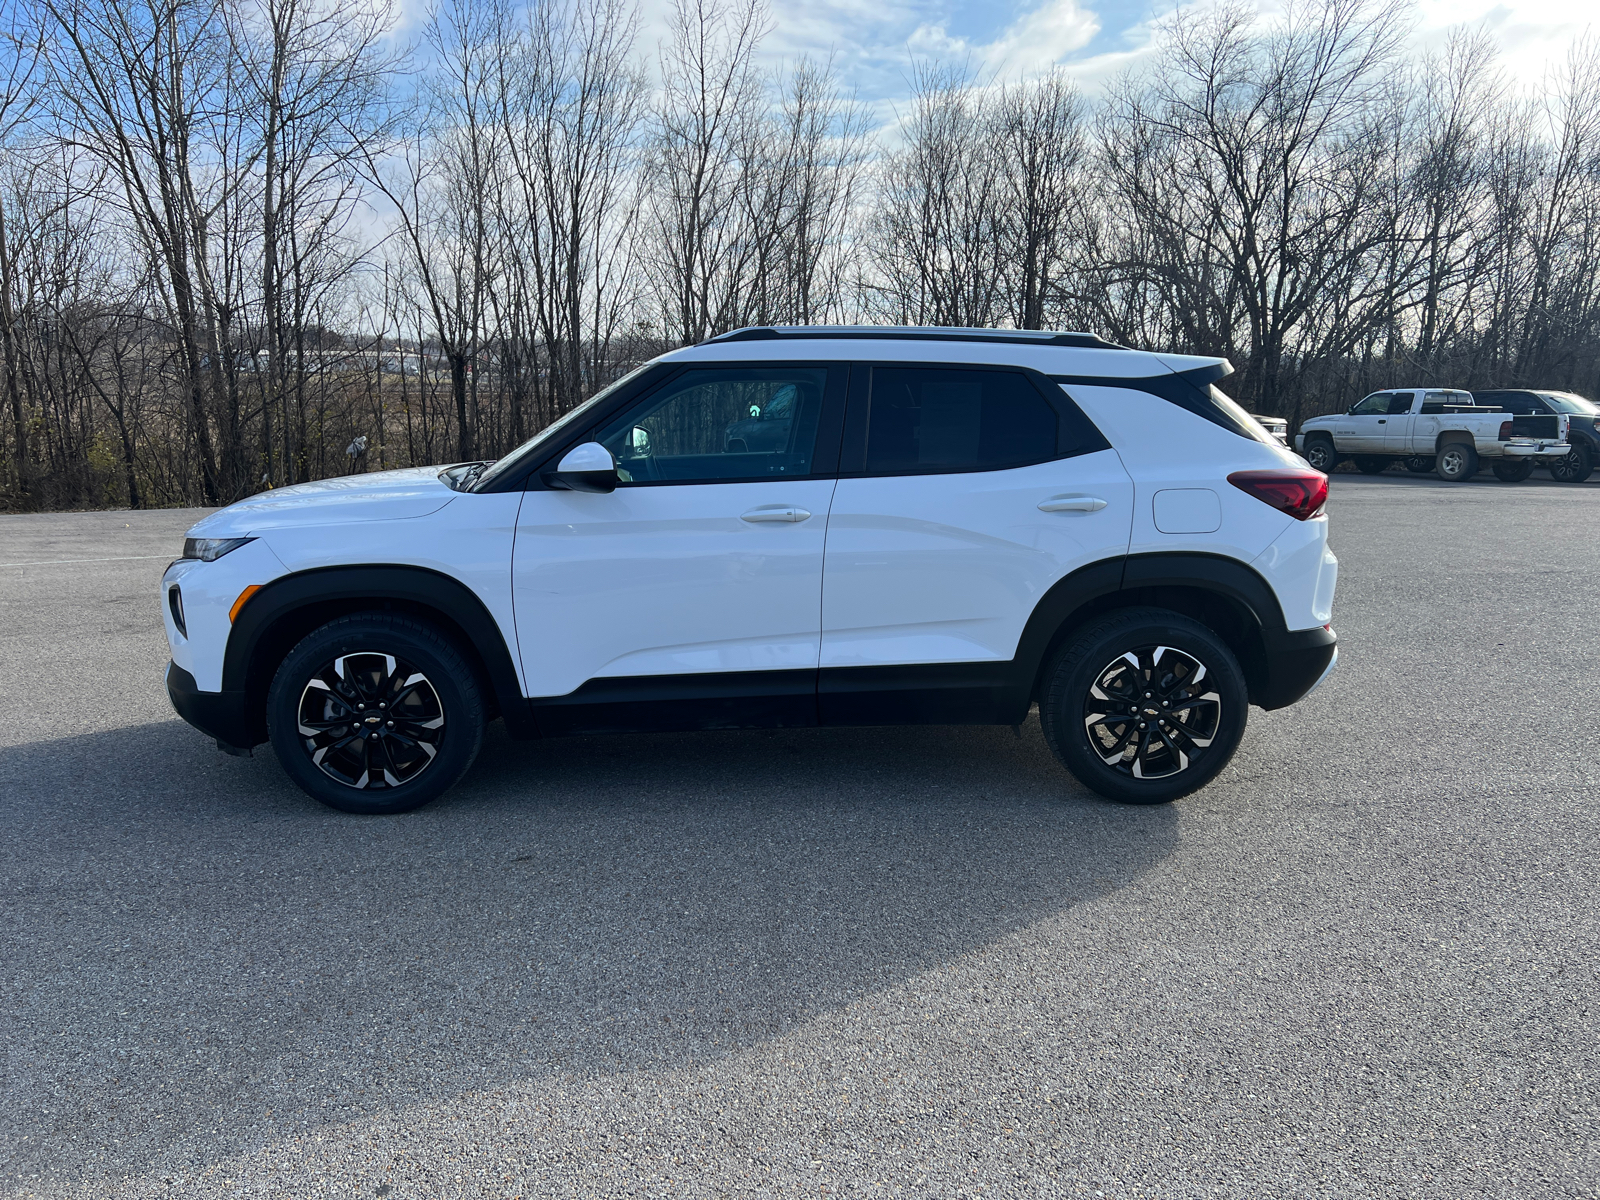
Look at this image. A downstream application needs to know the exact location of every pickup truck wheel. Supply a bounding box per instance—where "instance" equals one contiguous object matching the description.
[1040,608,1247,805]
[267,613,486,814]
[1435,443,1478,482]
[1302,437,1337,472]
[1353,456,1389,475]
[1404,456,1436,474]
[1492,459,1534,483]
[1549,444,1593,483]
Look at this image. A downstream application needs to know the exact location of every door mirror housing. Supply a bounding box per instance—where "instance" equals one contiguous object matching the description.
[544,442,619,493]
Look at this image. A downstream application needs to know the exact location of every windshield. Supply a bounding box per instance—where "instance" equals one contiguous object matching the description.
[1539,392,1600,415]
[470,362,656,492]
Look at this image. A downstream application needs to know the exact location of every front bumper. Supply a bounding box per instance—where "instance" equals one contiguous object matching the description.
[166,661,262,752]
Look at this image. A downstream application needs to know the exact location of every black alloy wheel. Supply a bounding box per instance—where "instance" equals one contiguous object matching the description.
[1041,607,1248,804]
[1492,459,1534,483]
[1404,456,1436,474]
[1549,443,1594,483]
[1302,438,1337,472]
[1353,456,1390,475]
[295,652,445,789]
[267,613,485,814]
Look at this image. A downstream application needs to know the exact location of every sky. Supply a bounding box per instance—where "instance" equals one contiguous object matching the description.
[620,0,1600,105]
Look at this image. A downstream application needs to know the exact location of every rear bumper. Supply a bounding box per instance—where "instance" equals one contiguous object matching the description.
[1501,441,1569,460]
[166,661,262,751]
[1252,626,1338,711]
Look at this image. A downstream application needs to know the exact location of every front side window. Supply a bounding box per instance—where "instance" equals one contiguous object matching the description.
[596,367,828,485]
[1388,393,1415,414]
[864,367,1062,474]
[1350,393,1391,415]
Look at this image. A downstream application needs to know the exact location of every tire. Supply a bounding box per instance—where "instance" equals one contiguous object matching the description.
[1549,444,1593,483]
[1352,456,1390,475]
[1040,607,1248,805]
[1302,437,1338,473]
[1435,442,1478,482]
[1492,458,1534,483]
[267,613,486,814]
[1404,456,1436,474]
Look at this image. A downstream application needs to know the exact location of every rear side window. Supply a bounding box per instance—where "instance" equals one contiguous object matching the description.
[863,366,1097,474]
[1388,393,1415,414]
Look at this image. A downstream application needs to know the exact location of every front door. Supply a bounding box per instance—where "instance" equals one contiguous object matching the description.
[511,364,845,730]
[819,363,1134,723]
[1339,392,1392,451]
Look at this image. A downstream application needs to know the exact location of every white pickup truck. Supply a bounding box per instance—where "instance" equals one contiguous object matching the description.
[1295,388,1570,482]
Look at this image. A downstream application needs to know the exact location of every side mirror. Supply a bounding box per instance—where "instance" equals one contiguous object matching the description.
[543,441,619,494]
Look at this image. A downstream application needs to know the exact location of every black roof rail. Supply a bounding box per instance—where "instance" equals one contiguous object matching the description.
[703,325,1130,350]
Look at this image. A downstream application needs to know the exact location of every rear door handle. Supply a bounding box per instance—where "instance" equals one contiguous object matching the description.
[741,505,811,523]
[1038,495,1107,513]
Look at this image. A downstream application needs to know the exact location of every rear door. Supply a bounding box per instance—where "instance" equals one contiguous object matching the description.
[818,363,1132,720]
[1383,391,1417,452]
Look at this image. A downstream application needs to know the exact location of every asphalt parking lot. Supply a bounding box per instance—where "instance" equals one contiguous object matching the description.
[3,472,1598,1199]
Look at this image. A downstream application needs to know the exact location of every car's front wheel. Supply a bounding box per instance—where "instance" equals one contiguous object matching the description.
[1352,456,1390,475]
[1040,608,1248,805]
[267,613,485,814]
[1404,456,1436,474]
[1302,437,1337,472]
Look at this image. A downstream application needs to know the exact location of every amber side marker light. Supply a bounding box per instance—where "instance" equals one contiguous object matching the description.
[1227,469,1329,521]
[230,584,263,623]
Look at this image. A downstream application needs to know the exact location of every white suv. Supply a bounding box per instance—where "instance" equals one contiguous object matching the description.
[162,327,1338,814]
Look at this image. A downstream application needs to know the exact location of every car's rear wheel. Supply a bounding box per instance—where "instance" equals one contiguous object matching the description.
[267,613,485,814]
[1549,444,1593,483]
[1404,456,1436,474]
[1436,443,1478,482]
[1040,608,1248,805]
[1353,456,1389,475]
[1302,437,1337,472]
[1492,459,1534,483]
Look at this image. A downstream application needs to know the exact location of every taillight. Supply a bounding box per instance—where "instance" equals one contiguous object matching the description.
[1227,469,1328,521]
[1499,421,1513,440]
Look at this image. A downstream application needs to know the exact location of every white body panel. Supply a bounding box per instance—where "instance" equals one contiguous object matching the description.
[1251,517,1337,632]
[820,450,1134,667]
[1066,387,1296,566]
[511,479,838,696]
[165,472,525,693]
[162,538,290,690]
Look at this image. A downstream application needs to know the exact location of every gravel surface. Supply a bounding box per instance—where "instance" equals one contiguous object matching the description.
[2,475,1598,1199]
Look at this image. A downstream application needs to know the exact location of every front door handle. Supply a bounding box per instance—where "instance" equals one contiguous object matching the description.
[741,505,811,523]
[1038,495,1107,513]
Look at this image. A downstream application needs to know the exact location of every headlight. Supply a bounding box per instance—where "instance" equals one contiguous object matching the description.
[183,536,256,562]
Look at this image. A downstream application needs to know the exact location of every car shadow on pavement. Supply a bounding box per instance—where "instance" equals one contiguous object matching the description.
[2,715,1178,1187]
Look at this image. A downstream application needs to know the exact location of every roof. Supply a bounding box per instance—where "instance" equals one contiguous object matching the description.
[703,325,1128,350]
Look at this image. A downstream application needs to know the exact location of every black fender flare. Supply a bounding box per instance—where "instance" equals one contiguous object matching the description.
[1016,551,1333,713]
[223,564,532,743]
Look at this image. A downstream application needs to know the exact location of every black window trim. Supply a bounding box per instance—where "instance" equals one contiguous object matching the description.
[838,360,1112,478]
[513,360,850,491]
[1048,363,1271,443]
